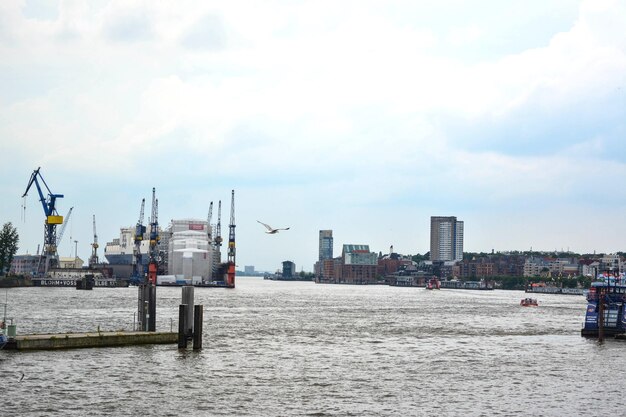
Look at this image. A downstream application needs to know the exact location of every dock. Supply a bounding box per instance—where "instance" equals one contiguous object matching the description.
[3,331,178,351]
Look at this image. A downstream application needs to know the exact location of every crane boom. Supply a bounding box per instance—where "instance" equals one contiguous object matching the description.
[207,201,213,240]
[56,207,73,247]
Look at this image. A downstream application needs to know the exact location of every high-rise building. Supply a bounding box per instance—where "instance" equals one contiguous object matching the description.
[319,230,333,261]
[430,216,464,262]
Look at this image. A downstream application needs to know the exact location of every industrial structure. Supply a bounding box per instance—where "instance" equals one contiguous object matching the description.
[136,189,158,332]
[89,215,99,267]
[21,167,64,275]
[226,190,236,287]
[130,198,146,285]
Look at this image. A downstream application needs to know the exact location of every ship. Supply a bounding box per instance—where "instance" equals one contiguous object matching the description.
[104,227,152,279]
[581,273,626,337]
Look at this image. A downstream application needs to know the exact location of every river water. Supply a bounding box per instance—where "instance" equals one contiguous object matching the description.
[0,277,623,416]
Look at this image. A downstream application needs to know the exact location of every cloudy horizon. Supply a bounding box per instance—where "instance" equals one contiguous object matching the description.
[1,0,625,271]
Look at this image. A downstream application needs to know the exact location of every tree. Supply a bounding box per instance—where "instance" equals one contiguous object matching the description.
[0,222,19,275]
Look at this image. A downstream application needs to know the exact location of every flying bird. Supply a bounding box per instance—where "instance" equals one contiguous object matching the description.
[257,221,290,234]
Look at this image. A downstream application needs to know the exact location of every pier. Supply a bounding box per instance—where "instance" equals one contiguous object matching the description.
[3,331,177,351]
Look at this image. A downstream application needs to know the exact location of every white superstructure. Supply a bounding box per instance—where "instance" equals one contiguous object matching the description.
[167,219,213,282]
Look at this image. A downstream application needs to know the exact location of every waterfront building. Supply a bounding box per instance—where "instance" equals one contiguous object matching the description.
[59,257,84,269]
[282,261,296,278]
[430,216,464,262]
[341,244,378,284]
[523,257,549,277]
[319,230,333,261]
[244,265,255,274]
[10,254,40,276]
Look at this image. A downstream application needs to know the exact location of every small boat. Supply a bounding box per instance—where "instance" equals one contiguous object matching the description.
[520,298,538,307]
[426,278,441,290]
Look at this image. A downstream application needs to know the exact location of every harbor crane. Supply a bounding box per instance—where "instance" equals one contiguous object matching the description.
[56,207,73,248]
[89,214,99,267]
[137,188,158,332]
[130,198,146,285]
[147,188,159,285]
[212,200,223,280]
[22,167,64,274]
[207,201,213,241]
[226,190,236,288]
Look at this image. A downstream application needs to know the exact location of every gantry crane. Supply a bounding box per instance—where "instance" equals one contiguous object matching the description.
[89,214,99,267]
[226,190,236,288]
[147,188,159,285]
[22,167,64,274]
[130,198,146,285]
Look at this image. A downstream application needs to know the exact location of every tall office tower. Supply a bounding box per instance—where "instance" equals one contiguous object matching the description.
[430,216,464,262]
[319,230,333,261]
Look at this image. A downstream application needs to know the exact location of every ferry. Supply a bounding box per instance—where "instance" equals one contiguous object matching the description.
[581,273,626,337]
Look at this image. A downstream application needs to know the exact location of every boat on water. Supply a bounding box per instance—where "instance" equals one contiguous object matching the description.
[520,298,538,307]
[426,278,440,290]
[581,273,626,337]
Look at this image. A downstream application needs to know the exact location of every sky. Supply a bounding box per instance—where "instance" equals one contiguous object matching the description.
[1,0,626,272]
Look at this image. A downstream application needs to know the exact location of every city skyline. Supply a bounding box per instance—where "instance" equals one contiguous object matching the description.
[1,1,626,271]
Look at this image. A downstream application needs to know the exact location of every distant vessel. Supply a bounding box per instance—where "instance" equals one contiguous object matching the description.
[581,273,626,337]
[520,298,538,307]
[104,227,151,279]
[426,278,440,290]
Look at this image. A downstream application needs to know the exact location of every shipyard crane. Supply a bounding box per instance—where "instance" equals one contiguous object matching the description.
[207,201,213,241]
[89,214,99,267]
[56,207,73,248]
[22,167,64,274]
[212,200,223,280]
[147,188,159,285]
[130,198,146,285]
[226,190,236,288]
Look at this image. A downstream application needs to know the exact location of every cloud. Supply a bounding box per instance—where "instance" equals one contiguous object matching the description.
[181,14,228,50]
[2,0,626,268]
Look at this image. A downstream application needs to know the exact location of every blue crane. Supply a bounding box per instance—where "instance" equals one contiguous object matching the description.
[22,167,64,274]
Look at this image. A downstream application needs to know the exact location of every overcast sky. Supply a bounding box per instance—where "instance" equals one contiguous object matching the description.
[1,0,625,272]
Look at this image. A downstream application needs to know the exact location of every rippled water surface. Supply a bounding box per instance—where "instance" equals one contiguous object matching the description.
[1,278,623,416]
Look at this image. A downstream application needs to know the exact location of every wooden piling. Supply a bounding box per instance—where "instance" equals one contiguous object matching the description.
[598,287,605,343]
[178,304,187,348]
[193,305,203,350]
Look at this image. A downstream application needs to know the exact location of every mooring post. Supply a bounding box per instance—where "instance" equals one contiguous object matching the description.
[178,304,187,349]
[182,286,194,337]
[598,288,605,343]
[148,284,157,332]
[193,305,203,350]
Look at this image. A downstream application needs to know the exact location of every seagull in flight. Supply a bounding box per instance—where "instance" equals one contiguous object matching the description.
[257,220,290,234]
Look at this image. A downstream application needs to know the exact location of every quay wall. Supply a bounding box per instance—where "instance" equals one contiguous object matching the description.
[6,331,177,351]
